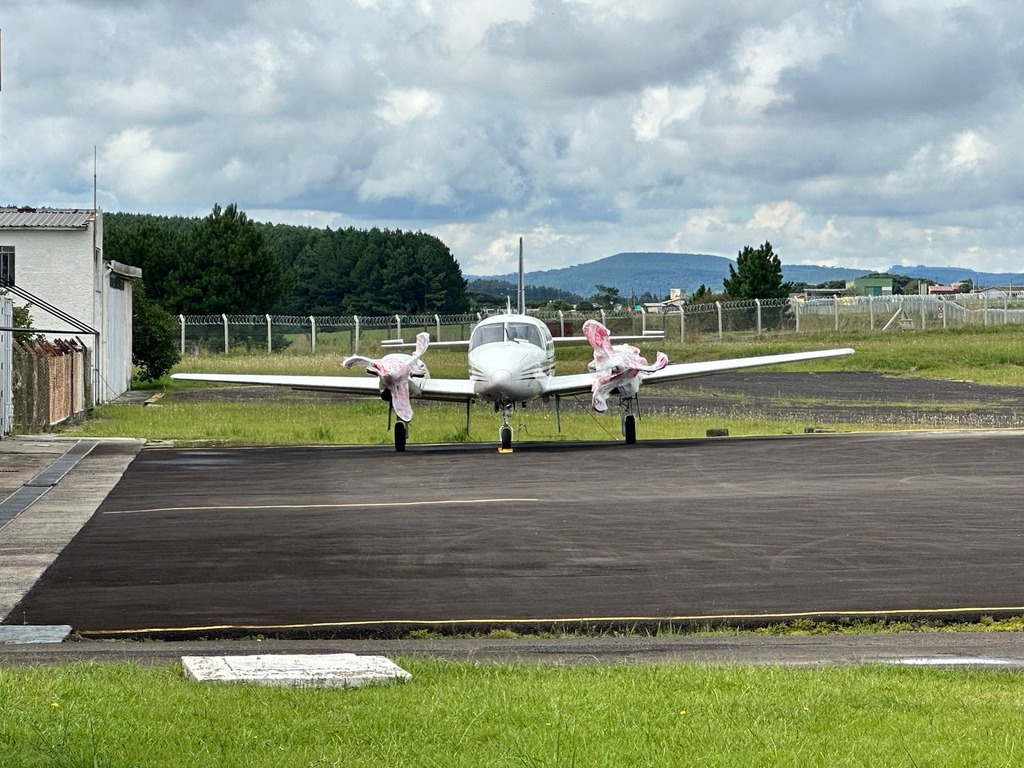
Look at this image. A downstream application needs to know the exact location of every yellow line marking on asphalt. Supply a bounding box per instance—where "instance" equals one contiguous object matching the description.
[88,605,1024,636]
[103,498,540,515]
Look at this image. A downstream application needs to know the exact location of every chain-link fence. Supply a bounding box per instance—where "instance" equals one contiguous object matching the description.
[178,293,1024,355]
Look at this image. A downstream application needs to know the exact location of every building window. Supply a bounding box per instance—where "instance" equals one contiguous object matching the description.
[0,245,13,286]
[109,273,125,291]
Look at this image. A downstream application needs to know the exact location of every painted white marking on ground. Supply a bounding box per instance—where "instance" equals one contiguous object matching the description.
[107,498,539,515]
[181,653,412,687]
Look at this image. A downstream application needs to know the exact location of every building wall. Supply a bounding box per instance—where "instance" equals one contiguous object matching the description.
[0,213,137,404]
[3,226,99,332]
[103,264,135,398]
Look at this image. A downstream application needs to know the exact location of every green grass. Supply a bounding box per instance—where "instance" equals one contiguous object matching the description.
[3,660,1024,766]
[73,398,903,446]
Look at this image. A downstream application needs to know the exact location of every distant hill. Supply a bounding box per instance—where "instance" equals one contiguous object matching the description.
[467,252,1024,298]
[468,252,866,298]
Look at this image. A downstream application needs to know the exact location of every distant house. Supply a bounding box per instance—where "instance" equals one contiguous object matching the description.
[644,290,690,315]
[0,207,141,403]
[928,283,960,295]
[643,300,684,314]
[852,276,894,296]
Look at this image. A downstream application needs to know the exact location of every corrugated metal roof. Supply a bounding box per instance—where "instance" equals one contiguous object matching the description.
[0,207,95,229]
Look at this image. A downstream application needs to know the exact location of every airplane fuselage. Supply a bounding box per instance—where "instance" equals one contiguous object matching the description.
[467,314,555,404]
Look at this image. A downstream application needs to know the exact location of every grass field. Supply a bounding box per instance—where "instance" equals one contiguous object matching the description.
[3,659,1024,766]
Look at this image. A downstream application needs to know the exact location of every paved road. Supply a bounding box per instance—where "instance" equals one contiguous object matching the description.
[6,431,1024,642]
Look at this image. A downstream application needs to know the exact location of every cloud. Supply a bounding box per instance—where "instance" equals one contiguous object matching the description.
[1,0,1022,277]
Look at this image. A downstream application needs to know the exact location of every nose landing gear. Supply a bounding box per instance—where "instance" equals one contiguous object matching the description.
[498,400,514,453]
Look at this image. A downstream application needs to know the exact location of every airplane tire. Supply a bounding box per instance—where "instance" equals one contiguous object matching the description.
[500,425,513,452]
[395,421,408,452]
[623,414,637,445]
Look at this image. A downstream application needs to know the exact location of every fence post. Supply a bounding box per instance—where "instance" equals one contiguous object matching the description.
[394,314,401,341]
[310,316,317,354]
[353,316,360,355]
[755,299,762,336]
[679,303,685,344]
[920,298,926,331]
[1004,294,1009,325]
[793,299,800,334]
[869,296,875,331]
[179,314,185,355]
[833,298,839,332]
[640,307,647,335]
[222,314,229,354]
[984,296,989,326]
[600,308,606,327]
[435,314,441,341]
[716,301,723,341]
[266,314,272,353]
[558,310,565,337]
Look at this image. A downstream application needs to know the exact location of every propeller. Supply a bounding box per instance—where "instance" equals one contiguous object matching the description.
[343,332,430,422]
[582,319,668,412]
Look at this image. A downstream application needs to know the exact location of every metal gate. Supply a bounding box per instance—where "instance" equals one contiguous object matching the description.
[0,296,12,438]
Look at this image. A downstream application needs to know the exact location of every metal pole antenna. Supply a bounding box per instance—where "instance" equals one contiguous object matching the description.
[517,237,525,314]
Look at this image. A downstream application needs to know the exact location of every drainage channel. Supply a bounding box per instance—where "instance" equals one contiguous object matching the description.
[0,440,99,531]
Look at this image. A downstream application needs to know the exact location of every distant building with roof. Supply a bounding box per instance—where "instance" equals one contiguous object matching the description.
[851,275,894,296]
[0,206,141,403]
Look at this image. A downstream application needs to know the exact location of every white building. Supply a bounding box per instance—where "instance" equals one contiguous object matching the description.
[0,207,141,404]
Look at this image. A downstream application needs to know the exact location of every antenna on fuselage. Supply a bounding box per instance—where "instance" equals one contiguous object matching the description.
[517,237,525,315]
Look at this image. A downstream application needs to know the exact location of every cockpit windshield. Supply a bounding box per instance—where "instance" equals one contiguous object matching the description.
[469,321,545,351]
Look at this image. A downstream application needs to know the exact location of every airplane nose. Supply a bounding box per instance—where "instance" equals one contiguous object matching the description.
[490,369,513,391]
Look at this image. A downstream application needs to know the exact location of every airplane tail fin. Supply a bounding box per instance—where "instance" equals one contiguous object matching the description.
[517,237,525,315]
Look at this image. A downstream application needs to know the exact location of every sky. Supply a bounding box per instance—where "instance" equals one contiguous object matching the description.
[0,0,1022,277]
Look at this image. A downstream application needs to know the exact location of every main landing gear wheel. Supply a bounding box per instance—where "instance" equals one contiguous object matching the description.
[622,413,637,445]
[394,421,408,452]
[499,425,513,453]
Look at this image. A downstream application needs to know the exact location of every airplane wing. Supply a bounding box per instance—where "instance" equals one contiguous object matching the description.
[541,347,855,398]
[170,372,477,402]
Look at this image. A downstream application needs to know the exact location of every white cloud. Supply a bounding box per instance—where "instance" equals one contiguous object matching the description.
[101,128,185,204]
[632,85,707,142]
[375,88,444,125]
[943,130,996,174]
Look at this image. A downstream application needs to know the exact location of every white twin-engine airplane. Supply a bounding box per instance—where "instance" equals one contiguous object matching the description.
[172,242,853,452]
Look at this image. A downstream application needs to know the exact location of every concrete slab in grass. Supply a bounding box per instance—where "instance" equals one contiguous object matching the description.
[0,625,74,644]
[181,653,412,688]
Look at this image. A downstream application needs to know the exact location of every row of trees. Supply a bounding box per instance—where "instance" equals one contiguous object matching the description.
[105,205,471,317]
